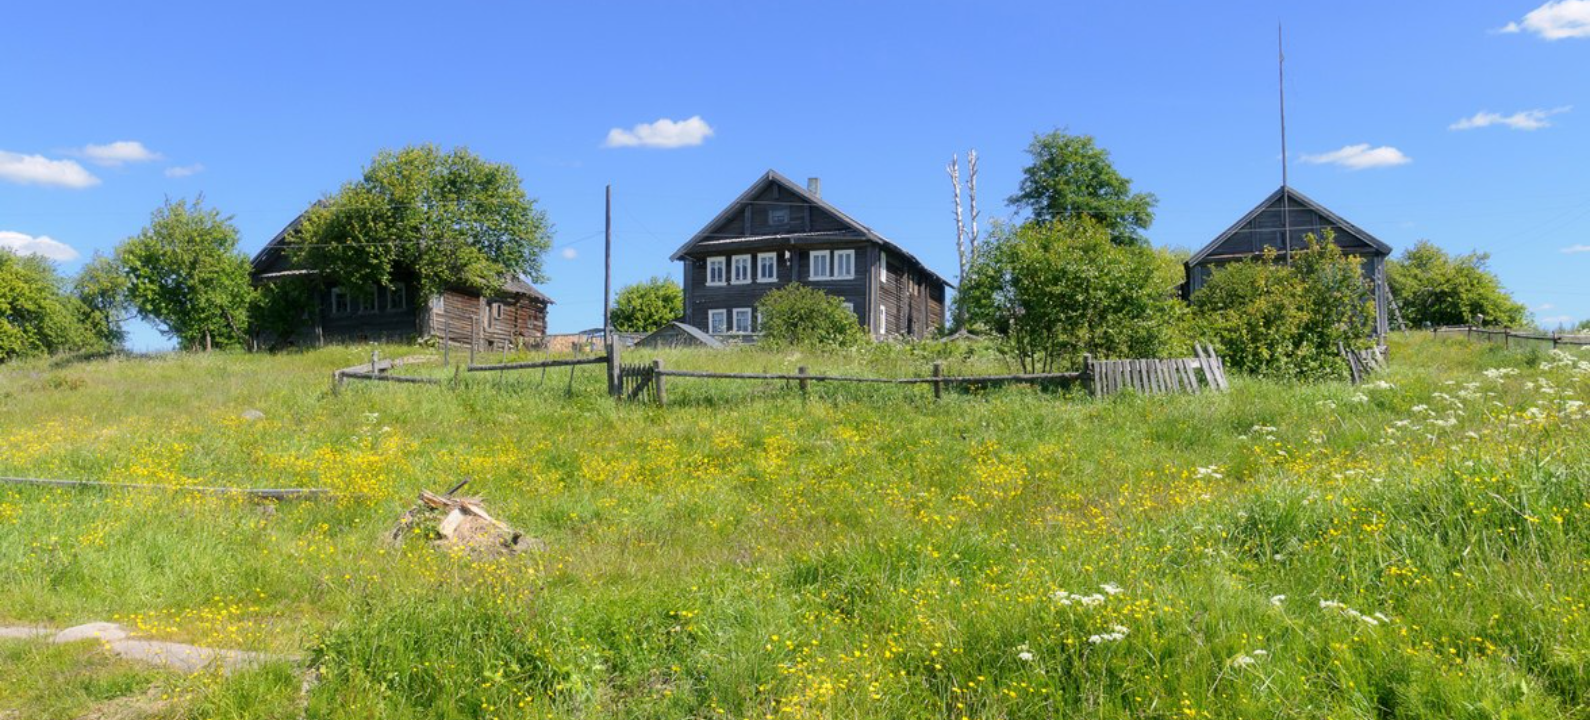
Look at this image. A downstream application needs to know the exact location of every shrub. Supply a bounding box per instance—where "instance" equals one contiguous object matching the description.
[958,218,1187,372]
[611,276,683,334]
[756,283,865,349]
[1386,241,1526,329]
[1192,232,1374,381]
[0,249,101,361]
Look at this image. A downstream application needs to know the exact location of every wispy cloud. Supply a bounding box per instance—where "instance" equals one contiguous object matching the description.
[1535,303,1557,311]
[1498,0,1590,39]
[1562,244,1590,254]
[1450,107,1570,131]
[604,116,715,149]
[560,247,578,260]
[1539,314,1574,325]
[1299,144,1411,170]
[0,150,100,188]
[0,230,79,261]
[77,140,162,166]
[164,163,205,178]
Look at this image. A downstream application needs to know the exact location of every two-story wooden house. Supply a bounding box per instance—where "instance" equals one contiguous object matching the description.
[250,208,551,348]
[671,171,950,340]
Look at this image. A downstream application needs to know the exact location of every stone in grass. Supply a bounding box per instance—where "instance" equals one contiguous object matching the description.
[240,409,266,421]
[54,622,130,644]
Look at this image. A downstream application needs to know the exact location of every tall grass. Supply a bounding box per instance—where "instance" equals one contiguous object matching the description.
[0,335,1585,718]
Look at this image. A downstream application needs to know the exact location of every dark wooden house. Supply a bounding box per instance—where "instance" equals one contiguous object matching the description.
[1185,185,1391,337]
[671,171,950,340]
[250,211,551,348]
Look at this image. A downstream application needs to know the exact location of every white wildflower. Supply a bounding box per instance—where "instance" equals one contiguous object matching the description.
[1270,595,1286,607]
[1100,583,1124,595]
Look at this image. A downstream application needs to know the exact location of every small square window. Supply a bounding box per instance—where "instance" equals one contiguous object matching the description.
[359,285,378,314]
[757,252,777,283]
[731,255,752,284]
[706,257,726,286]
[330,287,350,315]
[732,308,752,334]
[388,284,407,311]
[708,309,727,334]
[769,206,789,225]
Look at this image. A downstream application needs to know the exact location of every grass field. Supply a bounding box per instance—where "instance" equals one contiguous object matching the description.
[1,335,1587,719]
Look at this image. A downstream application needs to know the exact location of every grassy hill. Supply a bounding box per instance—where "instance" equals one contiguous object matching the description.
[1,335,1587,719]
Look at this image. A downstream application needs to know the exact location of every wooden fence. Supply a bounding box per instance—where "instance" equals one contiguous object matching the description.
[1339,343,1388,384]
[333,352,440,389]
[1085,343,1227,396]
[1431,325,1590,350]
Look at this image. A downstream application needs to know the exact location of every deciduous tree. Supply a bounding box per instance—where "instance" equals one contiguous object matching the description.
[1386,240,1526,328]
[611,276,682,334]
[1007,131,1157,247]
[116,198,254,350]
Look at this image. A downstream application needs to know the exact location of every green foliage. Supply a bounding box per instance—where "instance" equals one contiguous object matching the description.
[1386,240,1527,328]
[71,252,131,349]
[958,219,1187,372]
[0,249,101,361]
[611,276,683,333]
[1006,130,1158,246]
[116,198,254,350]
[1192,232,1375,381]
[250,277,319,348]
[1575,318,1590,333]
[290,145,552,300]
[756,283,865,349]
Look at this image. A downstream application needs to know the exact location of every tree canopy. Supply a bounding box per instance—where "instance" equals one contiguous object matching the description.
[958,218,1186,372]
[116,198,254,350]
[1007,130,1157,247]
[290,145,553,300]
[0,249,103,361]
[611,276,683,334]
[72,252,131,349]
[1192,232,1375,381]
[1386,240,1527,329]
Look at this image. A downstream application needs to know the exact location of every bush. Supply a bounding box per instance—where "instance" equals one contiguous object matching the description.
[1386,241,1526,329]
[1192,232,1374,381]
[0,249,102,362]
[756,283,865,349]
[958,218,1187,372]
[611,276,683,333]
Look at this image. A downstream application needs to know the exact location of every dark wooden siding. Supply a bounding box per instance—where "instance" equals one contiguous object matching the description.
[681,242,871,333]
[426,290,548,349]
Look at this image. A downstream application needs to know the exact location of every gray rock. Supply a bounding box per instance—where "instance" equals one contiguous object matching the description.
[241,409,266,421]
[54,622,130,644]
[0,626,52,640]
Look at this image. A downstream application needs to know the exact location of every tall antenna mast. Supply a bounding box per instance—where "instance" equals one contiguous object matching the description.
[1279,22,1293,263]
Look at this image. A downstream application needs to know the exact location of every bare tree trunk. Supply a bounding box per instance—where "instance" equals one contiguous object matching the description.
[948,155,967,284]
[967,149,980,266]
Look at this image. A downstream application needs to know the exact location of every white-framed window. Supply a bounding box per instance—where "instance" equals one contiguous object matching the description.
[879,304,887,333]
[359,285,378,314]
[880,251,889,284]
[809,250,832,280]
[706,257,726,286]
[732,307,752,334]
[833,249,855,279]
[757,252,777,283]
[731,255,752,284]
[388,284,407,312]
[708,309,727,334]
[330,287,350,315]
[769,206,789,225]
[842,301,856,318]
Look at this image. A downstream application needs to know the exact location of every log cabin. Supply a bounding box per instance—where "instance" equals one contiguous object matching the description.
[1185,185,1391,337]
[249,210,551,348]
[671,170,951,340]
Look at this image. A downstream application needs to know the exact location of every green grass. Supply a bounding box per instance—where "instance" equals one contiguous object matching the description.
[0,335,1586,718]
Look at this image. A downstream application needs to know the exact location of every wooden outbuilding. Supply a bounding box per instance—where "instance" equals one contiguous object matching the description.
[1185,185,1392,337]
[671,171,951,340]
[636,321,725,349]
[250,210,551,348]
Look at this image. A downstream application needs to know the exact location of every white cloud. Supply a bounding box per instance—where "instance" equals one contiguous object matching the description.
[1499,1,1590,39]
[0,230,80,261]
[1539,314,1574,325]
[164,163,205,178]
[1299,144,1412,170]
[1535,303,1557,311]
[0,150,100,188]
[1562,244,1590,254]
[560,247,578,260]
[1450,107,1570,131]
[604,116,715,149]
[78,140,162,166]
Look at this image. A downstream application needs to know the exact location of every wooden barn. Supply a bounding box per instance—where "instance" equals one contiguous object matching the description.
[250,210,551,348]
[671,170,951,340]
[1185,185,1392,337]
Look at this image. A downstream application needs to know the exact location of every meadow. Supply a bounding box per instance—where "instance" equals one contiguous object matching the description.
[0,334,1586,719]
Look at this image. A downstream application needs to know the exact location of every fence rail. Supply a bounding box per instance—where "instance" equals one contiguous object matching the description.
[1086,343,1227,396]
[1431,326,1590,349]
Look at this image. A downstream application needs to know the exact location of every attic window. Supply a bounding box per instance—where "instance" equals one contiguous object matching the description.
[769,206,789,225]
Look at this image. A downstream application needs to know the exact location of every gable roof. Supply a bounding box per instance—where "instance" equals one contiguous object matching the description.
[670,170,952,287]
[250,206,551,303]
[1188,185,1392,266]
[638,321,724,348]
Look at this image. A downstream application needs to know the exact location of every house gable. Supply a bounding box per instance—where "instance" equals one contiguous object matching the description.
[1188,186,1391,265]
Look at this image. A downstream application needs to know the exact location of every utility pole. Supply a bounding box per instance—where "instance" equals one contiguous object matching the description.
[1279,23,1293,264]
[604,184,613,335]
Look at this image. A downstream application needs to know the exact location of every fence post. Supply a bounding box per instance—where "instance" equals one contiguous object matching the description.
[470,317,478,366]
[370,349,378,375]
[1082,353,1093,396]
[798,366,809,401]
[932,361,943,401]
[652,359,666,406]
[607,337,622,398]
[1505,328,1511,349]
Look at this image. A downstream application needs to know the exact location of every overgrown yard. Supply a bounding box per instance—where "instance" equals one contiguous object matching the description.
[1,335,1587,719]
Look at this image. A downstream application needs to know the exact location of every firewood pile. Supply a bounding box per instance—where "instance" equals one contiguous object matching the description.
[387,480,537,559]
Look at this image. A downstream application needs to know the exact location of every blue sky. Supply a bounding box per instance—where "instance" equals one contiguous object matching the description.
[5,1,1588,348]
